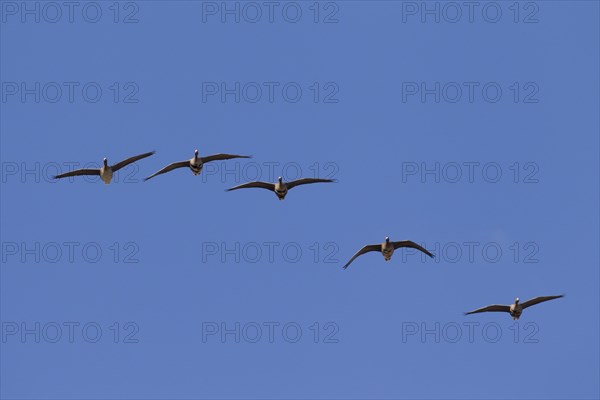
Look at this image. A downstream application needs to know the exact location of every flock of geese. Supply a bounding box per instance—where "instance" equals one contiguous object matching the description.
[54,150,565,319]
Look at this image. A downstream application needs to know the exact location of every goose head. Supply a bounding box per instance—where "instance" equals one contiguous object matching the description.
[278,176,283,183]
[194,149,199,159]
[515,298,520,305]
[385,236,390,243]
[103,158,108,166]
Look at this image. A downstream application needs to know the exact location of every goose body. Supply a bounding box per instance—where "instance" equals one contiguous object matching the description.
[189,151,203,175]
[144,150,250,181]
[53,151,155,185]
[99,160,113,184]
[509,301,523,320]
[273,179,288,200]
[382,239,395,260]
[227,176,334,200]
[464,295,564,320]
[342,237,434,269]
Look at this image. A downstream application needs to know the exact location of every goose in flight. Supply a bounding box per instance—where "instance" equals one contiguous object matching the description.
[144,150,250,181]
[226,176,334,200]
[464,295,564,320]
[342,237,434,269]
[53,151,155,184]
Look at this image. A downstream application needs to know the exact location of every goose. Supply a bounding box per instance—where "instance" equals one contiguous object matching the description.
[144,150,251,181]
[53,151,155,184]
[464,295,564,320]
[226,176,334,200]
[342,237,434,269]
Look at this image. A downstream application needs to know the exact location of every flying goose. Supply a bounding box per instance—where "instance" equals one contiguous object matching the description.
[144,150,250,181]
[226,176,335,200]
[342,237,434,269]
[464,295,564,320]
[53,151,155,184]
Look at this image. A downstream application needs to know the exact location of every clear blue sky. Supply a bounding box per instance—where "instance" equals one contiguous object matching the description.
[1,1,599,399]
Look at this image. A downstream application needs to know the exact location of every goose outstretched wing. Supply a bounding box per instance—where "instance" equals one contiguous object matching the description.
[54,168,100,179]
[464,304,511,315]
[521,295,564,309]
[286,178,335,190]
[112,151,156,172]
[144,161,189,181]
[226,181,275,192]
[201,154,251,163]
[342,244,381,269]
[392,240,434,258]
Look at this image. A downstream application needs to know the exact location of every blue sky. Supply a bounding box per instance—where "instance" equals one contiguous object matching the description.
[1,1,599,399]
